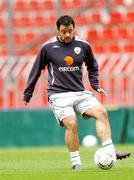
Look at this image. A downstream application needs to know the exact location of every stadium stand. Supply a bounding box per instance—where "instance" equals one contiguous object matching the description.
[0,0,134,109]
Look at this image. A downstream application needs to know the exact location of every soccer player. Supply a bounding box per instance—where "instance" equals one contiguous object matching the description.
[23,15,130,171]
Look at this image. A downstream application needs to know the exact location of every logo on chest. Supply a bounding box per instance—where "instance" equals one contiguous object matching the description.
[59,56,80,72]
[64,56,74,66]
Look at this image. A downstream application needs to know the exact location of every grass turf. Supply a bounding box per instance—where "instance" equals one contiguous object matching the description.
[0,145,133,180]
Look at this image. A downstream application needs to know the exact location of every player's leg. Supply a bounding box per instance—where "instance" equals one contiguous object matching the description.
[75,91,130,160]
[75,91,112,146]
[49,93,81,170]
[83,104,111,144]
[83,104,131,159]
[62,115,79,151]
[62,115,81,170]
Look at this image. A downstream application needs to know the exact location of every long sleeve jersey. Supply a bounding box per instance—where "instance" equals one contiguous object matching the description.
[24,35,100,102]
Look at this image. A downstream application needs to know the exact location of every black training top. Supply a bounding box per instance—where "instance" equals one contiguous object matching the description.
[24,35,99,102]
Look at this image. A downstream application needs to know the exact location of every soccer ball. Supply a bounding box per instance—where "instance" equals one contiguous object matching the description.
[94,148,116,170]
[82,135,98,147]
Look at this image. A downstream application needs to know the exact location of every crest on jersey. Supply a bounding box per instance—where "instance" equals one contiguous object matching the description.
[74,47,81,54]
[64,56,74,66]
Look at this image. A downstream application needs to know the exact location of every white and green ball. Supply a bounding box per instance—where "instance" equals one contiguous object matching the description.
[94,148,116,170]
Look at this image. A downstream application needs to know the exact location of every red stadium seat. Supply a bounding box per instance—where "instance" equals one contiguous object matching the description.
[28,0,41,11]
[116,28,129,39]
[24,32,35,41]
[27,47,39,55]
[0,34,6,44]
[102,28,115,39]
[0,2,6,11]
[0,49,8,56]
[93,45,105,53]
[91,13,101,23]
[72,0,81,7]
[87,29,100,41]
[109,12,124,24]
[46,15,56,25]
[123,44,134,53]
[0,78,4,92]
[14,33,24,44]
[34,16,55,26]
[87,0,105,8]
[13,16,31,27]
[110,0,124,5]
[75,16,89,25]
[17,77,26,91]
[126,12,134,23]
[41,0,55,9]
[18,16,31,27]
[33,16,46,26]
[107,44,121,53]
[61,0,80,9]
[0,18,6,28]
[0,95,4,109]
[13,1,27,11]
[7,90,15,109]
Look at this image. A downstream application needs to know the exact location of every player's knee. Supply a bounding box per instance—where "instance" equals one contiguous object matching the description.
[64,119,77,131]
[97,107,107,120]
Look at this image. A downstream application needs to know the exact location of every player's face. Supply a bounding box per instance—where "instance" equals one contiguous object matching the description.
[58,24,74,44]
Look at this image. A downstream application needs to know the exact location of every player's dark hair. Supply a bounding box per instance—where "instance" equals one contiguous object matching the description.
[56,15,75,30]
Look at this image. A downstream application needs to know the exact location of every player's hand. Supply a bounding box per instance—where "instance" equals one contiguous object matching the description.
[97,88,107,96]
[24,101,28,106]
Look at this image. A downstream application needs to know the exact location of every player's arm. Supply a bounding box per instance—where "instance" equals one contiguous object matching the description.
[23,47,48,104]
[84,45,106,96]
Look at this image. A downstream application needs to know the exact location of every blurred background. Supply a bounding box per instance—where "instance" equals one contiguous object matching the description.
[0,0,134,147]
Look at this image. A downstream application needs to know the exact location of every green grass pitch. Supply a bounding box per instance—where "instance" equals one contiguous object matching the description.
[0,145,133,180]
